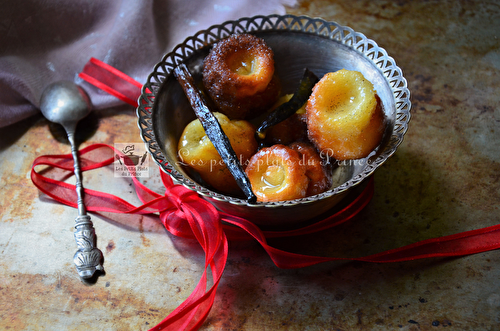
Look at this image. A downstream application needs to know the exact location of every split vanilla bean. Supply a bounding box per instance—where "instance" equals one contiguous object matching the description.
[173,63,257,203]
[256,68,319,141]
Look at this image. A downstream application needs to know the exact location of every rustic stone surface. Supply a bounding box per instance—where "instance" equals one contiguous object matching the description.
[1,1,499,330]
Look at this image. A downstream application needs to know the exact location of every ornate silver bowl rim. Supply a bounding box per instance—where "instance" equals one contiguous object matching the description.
[136,14,411,208]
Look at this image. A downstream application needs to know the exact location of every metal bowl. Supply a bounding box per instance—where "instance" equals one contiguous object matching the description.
[137,14,411,226]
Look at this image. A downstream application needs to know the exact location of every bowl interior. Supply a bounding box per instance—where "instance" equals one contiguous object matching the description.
[137,15,411,225]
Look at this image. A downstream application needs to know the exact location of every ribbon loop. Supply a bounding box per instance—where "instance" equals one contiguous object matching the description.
[79,57,142,107]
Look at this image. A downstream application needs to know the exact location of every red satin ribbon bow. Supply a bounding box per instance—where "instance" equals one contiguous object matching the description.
[29,58,500,331]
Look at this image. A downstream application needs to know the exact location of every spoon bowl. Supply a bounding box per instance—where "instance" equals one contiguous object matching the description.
[40,81,91,131]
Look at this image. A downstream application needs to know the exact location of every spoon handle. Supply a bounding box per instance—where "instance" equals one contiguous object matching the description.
[67,130,104,279]
[68,130,87,216]
[73,215,104,279]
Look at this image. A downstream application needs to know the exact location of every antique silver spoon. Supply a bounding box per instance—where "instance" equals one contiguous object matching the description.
[40,81,104,280]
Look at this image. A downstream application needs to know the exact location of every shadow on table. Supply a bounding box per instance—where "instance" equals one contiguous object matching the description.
[0,113,44,152]
[205,146,476,328]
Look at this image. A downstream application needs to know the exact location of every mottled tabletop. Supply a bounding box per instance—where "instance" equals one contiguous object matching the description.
[1,1,499,330]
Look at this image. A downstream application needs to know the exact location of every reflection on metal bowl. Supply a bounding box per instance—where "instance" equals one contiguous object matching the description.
[136,14,411,226]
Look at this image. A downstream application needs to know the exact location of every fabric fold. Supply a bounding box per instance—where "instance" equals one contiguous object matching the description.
[0,0,297,127]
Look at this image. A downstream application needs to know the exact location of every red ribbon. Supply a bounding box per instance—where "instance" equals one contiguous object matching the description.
[80,58,143,107]
[28,144,370,329]
[31,144,500,330]
[31,58,500,330]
